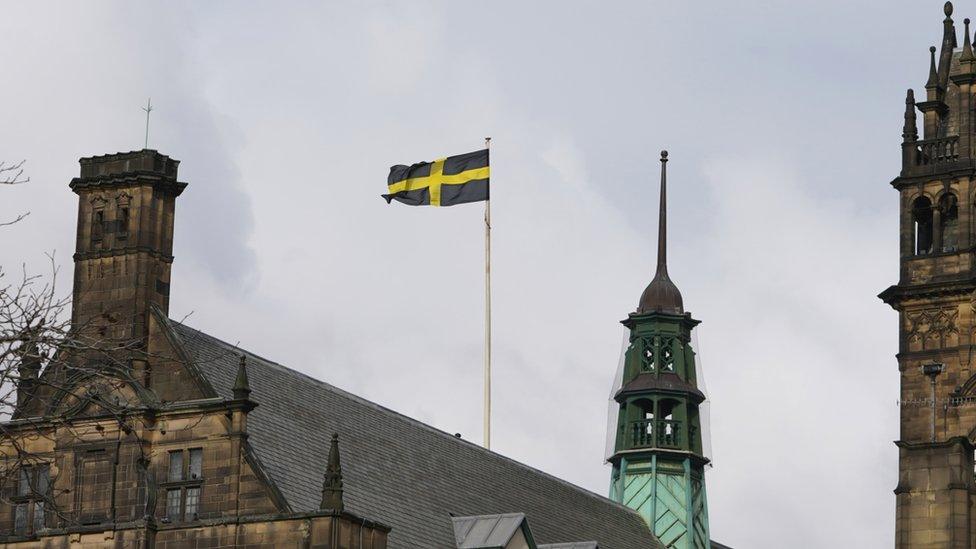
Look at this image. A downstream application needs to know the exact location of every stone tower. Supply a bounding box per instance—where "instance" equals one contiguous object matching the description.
[880,3,976,547]
[608,151,709,549]
[69,149,186,346]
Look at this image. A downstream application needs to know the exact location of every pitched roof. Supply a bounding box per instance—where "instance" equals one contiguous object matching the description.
[168,320,663,549]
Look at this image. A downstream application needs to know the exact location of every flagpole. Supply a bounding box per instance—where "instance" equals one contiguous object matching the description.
[484,136,492,450]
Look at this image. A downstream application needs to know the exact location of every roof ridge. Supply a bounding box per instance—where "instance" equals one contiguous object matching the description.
[171,319,649,522]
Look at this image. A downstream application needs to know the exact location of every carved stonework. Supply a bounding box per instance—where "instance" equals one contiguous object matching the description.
[907,307,959,349]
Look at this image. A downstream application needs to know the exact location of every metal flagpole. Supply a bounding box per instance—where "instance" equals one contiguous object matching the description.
[484,136,492,450]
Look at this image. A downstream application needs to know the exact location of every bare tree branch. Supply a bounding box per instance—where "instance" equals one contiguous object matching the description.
[1,160,30,227]
[0,161,29,186]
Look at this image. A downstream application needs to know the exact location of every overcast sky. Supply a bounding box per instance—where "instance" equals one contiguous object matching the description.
[0,1,955,546]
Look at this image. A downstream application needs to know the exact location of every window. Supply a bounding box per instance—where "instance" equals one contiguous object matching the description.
[188,448,202,480]
[939,193,959,252]
[161,448,204,523]
[912,197,934,255]
[13,465,49,536]
[165,489,181,521]
[92,210,105,242]
[660,338,675,372]
[168,451,183,482]
[117,207,129,240]
[639,338,654,372]
[76,449,112,525]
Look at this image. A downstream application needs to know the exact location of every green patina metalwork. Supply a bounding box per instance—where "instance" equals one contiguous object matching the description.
[609,311,710,549]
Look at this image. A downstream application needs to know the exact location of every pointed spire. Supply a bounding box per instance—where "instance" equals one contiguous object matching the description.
[927,46,940,90]
[962,18,975,62]
[938,2,957,86]
[656,151,668,275]
[637,150,684,315]
[320,433,344,512]
[233,354,251,400]
[903,89,919,143]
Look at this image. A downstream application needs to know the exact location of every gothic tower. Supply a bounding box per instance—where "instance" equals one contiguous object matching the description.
[69,149,186,346]
[608,151,709,549]
[880,3,976,547]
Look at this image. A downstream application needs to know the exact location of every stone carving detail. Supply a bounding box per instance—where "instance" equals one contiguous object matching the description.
[907,308,959,347]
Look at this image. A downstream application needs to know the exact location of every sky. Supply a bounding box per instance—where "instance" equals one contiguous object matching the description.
[0,1,952,546]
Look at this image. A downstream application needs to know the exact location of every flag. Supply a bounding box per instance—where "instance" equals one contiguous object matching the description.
[383,149,489,207]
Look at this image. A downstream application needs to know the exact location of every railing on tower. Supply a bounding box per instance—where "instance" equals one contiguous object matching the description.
[629,419,682,450]
[913,136,960,166]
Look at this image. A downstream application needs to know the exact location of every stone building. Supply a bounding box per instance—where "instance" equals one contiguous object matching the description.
[881,2,976,547]
[0,148,670,548]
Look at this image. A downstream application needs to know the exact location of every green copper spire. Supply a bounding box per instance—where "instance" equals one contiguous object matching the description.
[609,151,710,549]
[639,151,683,315]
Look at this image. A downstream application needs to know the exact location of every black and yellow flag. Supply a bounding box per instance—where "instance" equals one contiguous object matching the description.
[383,149,489,207]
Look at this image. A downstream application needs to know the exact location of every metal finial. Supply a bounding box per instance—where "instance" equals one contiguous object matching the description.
[636,148,684,314]
[657,151,668,274]
[945,1,953,18]
[142,98,153,150]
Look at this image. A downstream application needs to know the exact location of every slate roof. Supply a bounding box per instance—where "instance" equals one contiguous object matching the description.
[168,320,664,549]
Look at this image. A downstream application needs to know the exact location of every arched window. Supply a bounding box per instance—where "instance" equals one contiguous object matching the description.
[912,197,933,255]
[939,193,958,252]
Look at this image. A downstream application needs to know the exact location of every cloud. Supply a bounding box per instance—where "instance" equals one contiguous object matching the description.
[0,2,928,547]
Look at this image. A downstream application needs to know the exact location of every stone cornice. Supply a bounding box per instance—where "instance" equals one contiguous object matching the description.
[878,278,976,307]
[69,171,187,197]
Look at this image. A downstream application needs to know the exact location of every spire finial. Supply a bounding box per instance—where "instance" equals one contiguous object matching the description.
[320,433,344,512]
[657,150,668,274]
[636,149,683,315]
[233,354,251,400]
[927,46,940,89]
[938,5,957,86]
[903,89,918,143]
[963,19,975,62]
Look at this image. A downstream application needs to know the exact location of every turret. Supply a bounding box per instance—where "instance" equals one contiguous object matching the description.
[608,151,710,549]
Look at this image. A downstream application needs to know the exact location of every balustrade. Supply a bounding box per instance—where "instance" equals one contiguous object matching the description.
[914,136,960,166]
[629,419,682,449]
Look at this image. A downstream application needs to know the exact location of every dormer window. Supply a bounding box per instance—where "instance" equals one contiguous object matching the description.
[162,448,204,523]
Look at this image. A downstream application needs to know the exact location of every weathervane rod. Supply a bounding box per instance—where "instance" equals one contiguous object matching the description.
[143,98,153,150]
